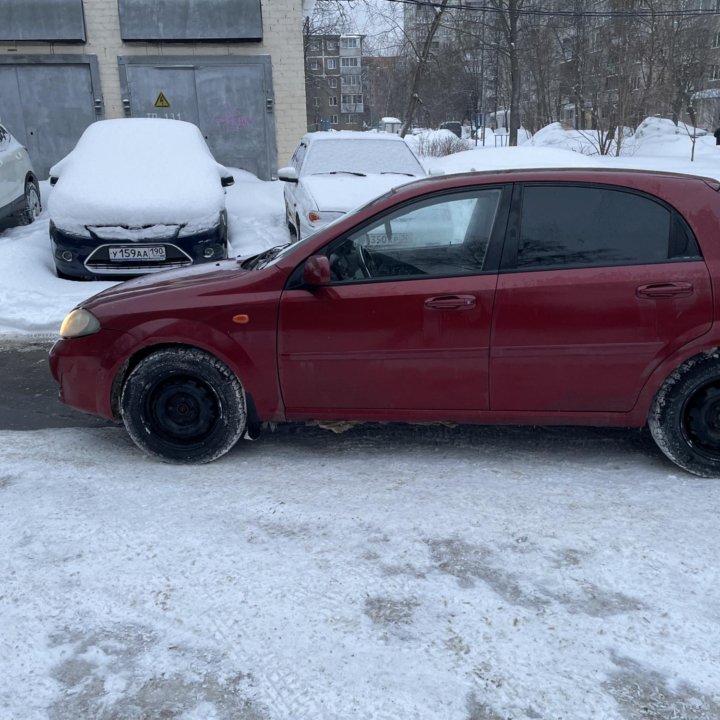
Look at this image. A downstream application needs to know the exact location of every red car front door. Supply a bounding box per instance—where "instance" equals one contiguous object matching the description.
[278,275,497,414]
[277,187,510,417]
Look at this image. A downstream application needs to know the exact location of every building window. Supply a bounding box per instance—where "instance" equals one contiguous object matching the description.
[341,57,359,68]
[341,94,351,104]
[353,94,363,104]
[313,78,320,88]
[327,40,338,51]
[630,76,642,90]
[713,32,720,48]
[329,96,338,106]
[329,77,338,88]
[341,37,359,49]
[327,58,337,70]
[309,60,320,71]
[330,115,339,125]
[309,40,321,52]
[346,114,357,124]
[342,75,358,86]
[313,97,319,107]
[713,65,720,80]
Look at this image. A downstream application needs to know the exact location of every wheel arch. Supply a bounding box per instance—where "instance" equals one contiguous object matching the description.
[109,340,261,428]
[635,343,720,424]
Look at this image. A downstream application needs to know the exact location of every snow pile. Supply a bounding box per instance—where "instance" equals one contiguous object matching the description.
[527,117,717,162]
[425,145,601,175]
[629,116,712,158]
[525,121,629,156]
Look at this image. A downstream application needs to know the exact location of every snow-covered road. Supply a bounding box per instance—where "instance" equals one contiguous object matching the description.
[2,423,719,719]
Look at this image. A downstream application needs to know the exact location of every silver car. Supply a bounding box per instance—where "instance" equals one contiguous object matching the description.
[278,131,425,241]
[0,123,41,226]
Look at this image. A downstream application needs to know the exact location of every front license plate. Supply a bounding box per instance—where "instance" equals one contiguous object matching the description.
[109,246,166,262]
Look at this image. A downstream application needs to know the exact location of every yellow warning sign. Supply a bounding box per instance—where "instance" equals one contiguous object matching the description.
[154,92,170,109]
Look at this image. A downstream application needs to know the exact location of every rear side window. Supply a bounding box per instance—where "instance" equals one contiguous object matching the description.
[516,185,700,270]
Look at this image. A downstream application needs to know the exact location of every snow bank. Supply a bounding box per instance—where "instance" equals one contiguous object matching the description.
[425,145,601,174]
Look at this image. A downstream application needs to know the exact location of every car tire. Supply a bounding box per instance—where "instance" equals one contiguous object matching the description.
[18,179,41,225]
[121,347,247,463]
[648,351,720,477]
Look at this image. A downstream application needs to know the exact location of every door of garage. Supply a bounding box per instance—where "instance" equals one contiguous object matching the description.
[0,56,102,178]
[119,56,277,180]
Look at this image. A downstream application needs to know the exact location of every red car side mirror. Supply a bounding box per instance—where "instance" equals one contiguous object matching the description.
[303,255,331,286]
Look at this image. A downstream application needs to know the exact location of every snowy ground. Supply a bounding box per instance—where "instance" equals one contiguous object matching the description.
[3,424,720,720]
[2,123,720,718]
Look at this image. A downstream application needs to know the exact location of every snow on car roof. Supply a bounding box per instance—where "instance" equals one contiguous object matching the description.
[302,130,409,144]
[300,131,425,177]
[48,119,228,234]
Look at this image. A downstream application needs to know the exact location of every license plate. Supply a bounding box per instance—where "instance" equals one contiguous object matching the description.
[109,246,166,262]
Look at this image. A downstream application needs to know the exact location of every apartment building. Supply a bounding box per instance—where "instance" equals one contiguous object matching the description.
[0,0,307,179]
[305,34,367,131]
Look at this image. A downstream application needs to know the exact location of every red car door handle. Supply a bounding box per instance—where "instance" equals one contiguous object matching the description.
[636,282,694,298]
[424,295,476,310]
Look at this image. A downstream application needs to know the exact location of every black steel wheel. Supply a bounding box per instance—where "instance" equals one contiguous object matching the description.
[121,347,246,463]
[649,353,720,477]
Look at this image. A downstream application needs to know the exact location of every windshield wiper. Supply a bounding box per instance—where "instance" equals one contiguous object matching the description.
[239,244,289,270]
[380,171,416,176]
[313,171,367,177]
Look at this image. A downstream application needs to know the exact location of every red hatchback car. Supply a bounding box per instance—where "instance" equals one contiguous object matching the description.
[50,168,720,476]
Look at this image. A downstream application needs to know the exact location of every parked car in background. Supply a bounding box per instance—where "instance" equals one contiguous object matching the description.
[0,122,41,226]
[278,131,425,241]
[50,167,720,477]
[48,118,234,280]
[439,121,463,139]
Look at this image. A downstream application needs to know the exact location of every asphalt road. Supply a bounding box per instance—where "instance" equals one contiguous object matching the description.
[0,340,113,429]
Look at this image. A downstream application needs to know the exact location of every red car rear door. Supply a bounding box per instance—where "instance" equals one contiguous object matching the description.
[490,183,713,413]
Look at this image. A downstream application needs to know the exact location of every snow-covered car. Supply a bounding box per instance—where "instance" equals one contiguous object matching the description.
[48,119,234,280]
[0,122,41,226]
[278,131,425,241]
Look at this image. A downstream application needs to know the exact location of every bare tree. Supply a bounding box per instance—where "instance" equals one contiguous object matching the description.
[399,0,451,137]
[487,0,527,145]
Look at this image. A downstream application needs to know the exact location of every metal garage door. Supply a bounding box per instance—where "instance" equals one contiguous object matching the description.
[119,56,277,180]
[0,56,102,178]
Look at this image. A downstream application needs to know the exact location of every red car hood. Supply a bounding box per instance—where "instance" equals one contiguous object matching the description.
[81,259,256,318]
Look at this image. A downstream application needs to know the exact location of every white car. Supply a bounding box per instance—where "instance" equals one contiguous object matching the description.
[278,131,426,241]
[48,118,234,280]
[0,123,41,226]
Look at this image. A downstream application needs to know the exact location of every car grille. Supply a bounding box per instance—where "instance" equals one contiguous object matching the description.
[84,244,193,273]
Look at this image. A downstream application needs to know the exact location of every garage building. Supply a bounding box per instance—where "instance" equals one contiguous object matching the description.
[0,0,307,179]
